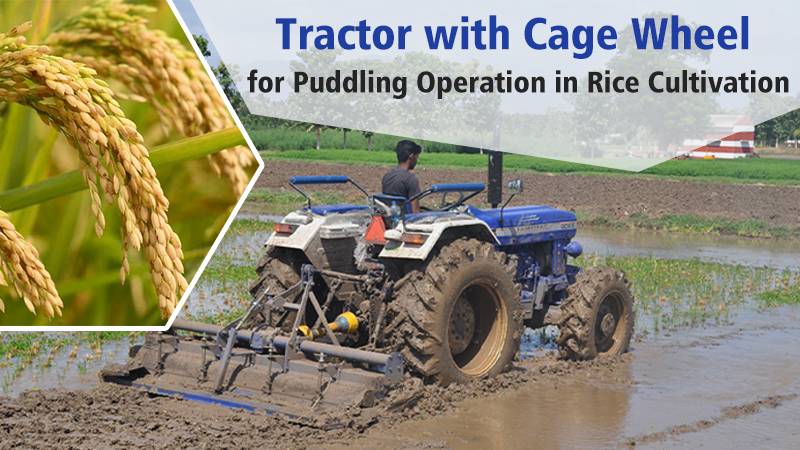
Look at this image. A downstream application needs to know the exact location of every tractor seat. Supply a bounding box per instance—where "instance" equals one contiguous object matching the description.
[373,193,414,214]
[306,204,369,216]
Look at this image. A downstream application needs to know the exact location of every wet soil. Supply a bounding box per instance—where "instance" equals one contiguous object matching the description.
[2,307,799,449]
[259,160,800,228]
[0,355,622,449]
[3,162,799,448]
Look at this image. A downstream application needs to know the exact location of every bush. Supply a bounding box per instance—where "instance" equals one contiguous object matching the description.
[262,148,800,185]
[246,126,458,152]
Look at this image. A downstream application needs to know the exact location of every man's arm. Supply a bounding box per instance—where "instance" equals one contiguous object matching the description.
[408,173,421,213]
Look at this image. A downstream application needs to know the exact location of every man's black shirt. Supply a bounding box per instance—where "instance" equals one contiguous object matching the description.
[381,167,421,199]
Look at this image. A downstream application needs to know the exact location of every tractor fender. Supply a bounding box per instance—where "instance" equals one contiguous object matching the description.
[379,218,498,260]
[267,210,372,270]
[265,212,325,251]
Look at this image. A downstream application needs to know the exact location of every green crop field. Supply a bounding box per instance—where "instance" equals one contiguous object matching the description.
[262,148,800,185]
[248,128,457,153]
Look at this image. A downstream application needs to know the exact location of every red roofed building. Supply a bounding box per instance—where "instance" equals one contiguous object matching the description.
[677,115,756,159]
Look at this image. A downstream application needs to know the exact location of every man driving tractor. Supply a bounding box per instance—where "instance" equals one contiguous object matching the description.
[381,140,422,213]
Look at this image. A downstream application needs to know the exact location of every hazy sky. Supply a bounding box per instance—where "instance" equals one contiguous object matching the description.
[172,0,221,65]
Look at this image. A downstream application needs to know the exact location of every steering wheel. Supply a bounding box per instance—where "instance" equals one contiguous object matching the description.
[417,192,465,212]
[436,192,465,211]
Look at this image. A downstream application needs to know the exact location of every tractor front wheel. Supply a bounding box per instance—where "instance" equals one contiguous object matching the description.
[385,239,522,385]
[556,267,634,360]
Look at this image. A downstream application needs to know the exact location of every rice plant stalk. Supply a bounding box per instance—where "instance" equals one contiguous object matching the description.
[0,127,245,213]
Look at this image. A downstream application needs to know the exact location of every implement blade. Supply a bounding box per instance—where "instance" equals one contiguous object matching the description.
[101,326,402,428]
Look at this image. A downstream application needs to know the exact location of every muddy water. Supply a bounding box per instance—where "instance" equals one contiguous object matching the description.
[0,338,132,397]
[213,226,268,265]
[237,214,800,270]
[580,227,800,270]
[4,220,798,446]
[350,306,800,449]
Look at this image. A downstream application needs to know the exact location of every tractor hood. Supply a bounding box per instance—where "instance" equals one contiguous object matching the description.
[467,205,577,245]
[467,205,576,229]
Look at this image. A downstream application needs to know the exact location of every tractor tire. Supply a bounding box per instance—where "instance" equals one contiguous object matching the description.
[556,267,634,361]
[250,249,302,300]
[384,238,522,385]
[248,249,303,327]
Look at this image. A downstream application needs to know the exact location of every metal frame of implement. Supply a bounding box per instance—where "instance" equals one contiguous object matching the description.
[102,265,404,425]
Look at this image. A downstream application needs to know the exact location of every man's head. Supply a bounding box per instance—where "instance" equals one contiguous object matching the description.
[396,140,422,170]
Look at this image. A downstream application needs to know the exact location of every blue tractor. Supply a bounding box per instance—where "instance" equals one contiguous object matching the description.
[106,174,633,422]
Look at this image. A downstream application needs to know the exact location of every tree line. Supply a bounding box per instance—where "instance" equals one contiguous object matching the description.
[195,34,800,153]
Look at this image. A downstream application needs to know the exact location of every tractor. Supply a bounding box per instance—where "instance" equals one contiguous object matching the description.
[103,170,633,426]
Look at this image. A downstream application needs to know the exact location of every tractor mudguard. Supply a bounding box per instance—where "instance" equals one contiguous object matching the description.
[267,209,371,251]
[266,212,324,251]
[379,218,498,260]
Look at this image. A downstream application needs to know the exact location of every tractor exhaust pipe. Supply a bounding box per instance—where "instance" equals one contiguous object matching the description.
[488,121,504,208]
[488,150,503,208]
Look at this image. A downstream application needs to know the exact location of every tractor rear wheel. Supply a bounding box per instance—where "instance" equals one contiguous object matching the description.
[248,248,303,327]
[385,239,522,385]
[556,267,633,360]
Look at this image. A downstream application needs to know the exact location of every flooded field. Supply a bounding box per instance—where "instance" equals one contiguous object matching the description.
[180,215,798,346]
[580,227,800,271]
[1,212,797,448]
[181,218,800,448]
[0,335,134,397]
[347,305,800,449]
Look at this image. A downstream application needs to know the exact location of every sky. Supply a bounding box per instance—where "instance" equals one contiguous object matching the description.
[172,0,221,66]
[170,0,799,171]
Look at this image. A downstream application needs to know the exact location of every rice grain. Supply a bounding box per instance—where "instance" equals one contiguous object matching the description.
[0,210,63,318]
[48,0,254,195]
[0,22,186,316]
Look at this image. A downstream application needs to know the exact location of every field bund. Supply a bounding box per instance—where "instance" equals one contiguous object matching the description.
[259,159,800,233]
